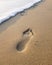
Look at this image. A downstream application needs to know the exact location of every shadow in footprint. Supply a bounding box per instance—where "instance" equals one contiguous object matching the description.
[16,28,33,52]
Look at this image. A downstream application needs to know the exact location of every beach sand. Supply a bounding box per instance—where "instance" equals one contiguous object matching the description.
[0,0,52,65]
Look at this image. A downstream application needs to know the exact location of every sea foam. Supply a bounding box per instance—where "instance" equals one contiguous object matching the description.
[0,0,41,23]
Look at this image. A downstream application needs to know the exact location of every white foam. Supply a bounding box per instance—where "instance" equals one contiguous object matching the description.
[0,0,41,23]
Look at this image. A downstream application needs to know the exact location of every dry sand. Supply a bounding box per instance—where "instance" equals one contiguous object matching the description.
[0,0,52,65]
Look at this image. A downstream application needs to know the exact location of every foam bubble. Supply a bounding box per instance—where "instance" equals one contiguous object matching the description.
[0,0,41,23]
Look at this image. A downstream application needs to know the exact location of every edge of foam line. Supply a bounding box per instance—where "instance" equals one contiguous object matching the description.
[0,0,41,24]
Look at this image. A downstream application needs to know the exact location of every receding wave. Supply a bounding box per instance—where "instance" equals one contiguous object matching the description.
[0,0,41,23]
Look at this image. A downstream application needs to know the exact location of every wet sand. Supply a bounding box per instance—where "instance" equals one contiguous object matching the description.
[0,0,52,65]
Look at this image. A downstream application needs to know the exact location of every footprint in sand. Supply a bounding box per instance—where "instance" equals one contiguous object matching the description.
[16,28,34,52]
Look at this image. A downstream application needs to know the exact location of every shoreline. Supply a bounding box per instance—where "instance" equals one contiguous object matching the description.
[0,0,43,33]
[0,0,41,24]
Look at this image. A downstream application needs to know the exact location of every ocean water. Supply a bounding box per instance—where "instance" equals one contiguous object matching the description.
[0,0,41,23]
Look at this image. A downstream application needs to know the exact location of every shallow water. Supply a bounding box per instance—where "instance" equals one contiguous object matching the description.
[0,0,41,23]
